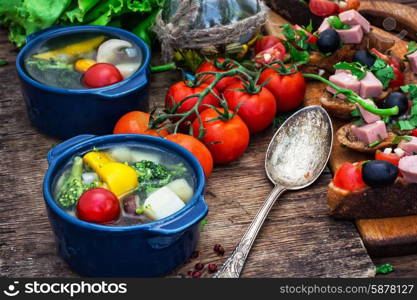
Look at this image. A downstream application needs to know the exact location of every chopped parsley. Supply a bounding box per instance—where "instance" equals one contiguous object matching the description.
[199,219,208,232]
[370,59,395,89]
[375,263,395,275]
[392,136,412,144]
[407,41,417,55]
[351,108,361,118]
[281,23,318,64]
[334,61,367,80]
[327,16,351,30]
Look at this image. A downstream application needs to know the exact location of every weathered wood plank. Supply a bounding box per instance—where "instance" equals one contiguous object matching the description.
[0,22,396,278]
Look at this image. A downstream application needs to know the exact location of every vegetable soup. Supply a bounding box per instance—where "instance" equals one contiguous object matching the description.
[24,32,142,89]
[53,145,196,226]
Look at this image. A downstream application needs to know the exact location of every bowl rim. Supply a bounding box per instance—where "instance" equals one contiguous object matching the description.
[16,25,151,94]
[43,134,206,233]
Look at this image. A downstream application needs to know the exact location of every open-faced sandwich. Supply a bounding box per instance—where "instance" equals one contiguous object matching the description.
[280,9,395,76]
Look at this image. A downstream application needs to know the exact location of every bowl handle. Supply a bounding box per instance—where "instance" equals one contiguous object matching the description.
[47,134,96,165]
[26,26,62,44]
[148,196,209,236]
[96,72,149,99]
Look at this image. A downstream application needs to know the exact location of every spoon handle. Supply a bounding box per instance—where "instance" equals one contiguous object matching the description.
[213,185,286,278]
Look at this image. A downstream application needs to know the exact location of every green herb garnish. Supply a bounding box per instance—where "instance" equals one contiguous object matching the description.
[368,140,382,148]
[396,120,415,131]
[376,264,395,275]
[371,59,395,89]
[328,16,352,30]
[199,219,208,232]
[0,61,7,66]
[351,108,361,117]
[407,41,417,55]
[284,42,310,64]
[334,61,367,80]
[392,136,412,144]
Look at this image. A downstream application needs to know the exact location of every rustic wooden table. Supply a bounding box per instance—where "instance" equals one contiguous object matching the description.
[1,2,417,278]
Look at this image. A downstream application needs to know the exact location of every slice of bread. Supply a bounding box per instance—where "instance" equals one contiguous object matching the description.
[328,178,417,219]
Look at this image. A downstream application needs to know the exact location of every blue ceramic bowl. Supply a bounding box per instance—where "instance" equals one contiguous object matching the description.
[43,134,208,277]
[16,26,151,139]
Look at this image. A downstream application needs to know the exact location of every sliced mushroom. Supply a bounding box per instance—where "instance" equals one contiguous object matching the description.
[96,39,142,79]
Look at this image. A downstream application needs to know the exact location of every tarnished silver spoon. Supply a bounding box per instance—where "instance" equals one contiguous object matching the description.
[214,106,333,278]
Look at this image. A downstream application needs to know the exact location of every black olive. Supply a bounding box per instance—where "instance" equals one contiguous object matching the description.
[317,29,341,54]
[362,160,398,187]
[353,50,376,68]
[383,92,409,116]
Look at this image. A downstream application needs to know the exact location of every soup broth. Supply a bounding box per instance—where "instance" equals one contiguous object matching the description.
[53,144,196,226]
[24,32,142,89]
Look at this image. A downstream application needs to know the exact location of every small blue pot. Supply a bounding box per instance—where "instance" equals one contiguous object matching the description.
[17,26,151,139]
[43,134,208,277]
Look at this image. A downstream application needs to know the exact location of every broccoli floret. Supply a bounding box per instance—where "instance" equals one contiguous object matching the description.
[130,160,187,195]
[57,156,98,207]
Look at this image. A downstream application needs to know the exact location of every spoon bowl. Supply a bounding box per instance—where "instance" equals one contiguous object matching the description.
[265,106,333,189]
[215,106,333,278]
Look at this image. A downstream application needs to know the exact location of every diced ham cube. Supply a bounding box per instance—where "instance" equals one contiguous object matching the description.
[356,100,380,124]
[327,72,361,99]
[399,155,417,183]
[336,25,363,44]
[318,18,331,34]
[399,137,417,156]
[351,120,388,145]
[359,71,383,99]
[339,9,371,33]
[407,51,417,74]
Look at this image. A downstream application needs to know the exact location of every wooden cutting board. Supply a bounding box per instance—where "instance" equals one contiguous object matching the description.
[266,9,417,257]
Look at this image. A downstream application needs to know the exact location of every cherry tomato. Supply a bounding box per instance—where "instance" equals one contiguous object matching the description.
[166,133,213,177]
[165,82,220,130]
[113,111,168,137]
[196,58,240,92]
[255,36,282,54]
[192,108,249,164]
[82,63,123,88]
[309,0,339,17]
[258,67,306,112]
[254,42,286,65]
[293,25,318,45]
[76,188,120,224]
[339,0,361,12]
[333,162,367,191]
[375,150,401,167]
[223,82,276,133]
[412,129,417,137]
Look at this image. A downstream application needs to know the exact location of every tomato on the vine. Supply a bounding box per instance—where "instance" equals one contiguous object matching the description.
[192,108,249,164]
[165,81,220,130]
[333,162,367,191]
[113,111,168,137]
[196,58,240,92]
[258,66,306,112]
[166,133,213,177]
[223,82,276,133]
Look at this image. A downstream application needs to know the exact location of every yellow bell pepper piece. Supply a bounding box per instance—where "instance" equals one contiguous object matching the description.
[33,36,105,60]
[83,151,138,197]
[75,58,96,72]
[98,163,138,198]
[83,151,114,174]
